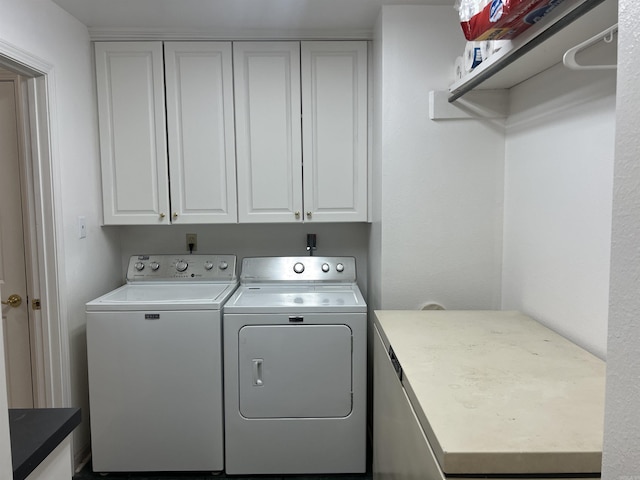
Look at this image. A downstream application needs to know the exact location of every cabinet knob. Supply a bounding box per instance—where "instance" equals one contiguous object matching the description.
[173,212,178,218]
[295,211,300,219]
[159,213,166,219]
[306,211,312,219]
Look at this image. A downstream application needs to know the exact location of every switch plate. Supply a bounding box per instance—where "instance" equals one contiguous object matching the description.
[78,216,87,239]
[186,233,197,252]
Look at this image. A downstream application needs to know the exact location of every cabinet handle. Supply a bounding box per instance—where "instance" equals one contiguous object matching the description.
[295,211,300,219]
[306,211,312,219]
[159,213,166,219]
[173,212,178,218]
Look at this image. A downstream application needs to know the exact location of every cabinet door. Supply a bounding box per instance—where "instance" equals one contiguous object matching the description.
[301,42,368,222]
[234,42,303,223]
[95,42,170,225]
[164,42,237,224]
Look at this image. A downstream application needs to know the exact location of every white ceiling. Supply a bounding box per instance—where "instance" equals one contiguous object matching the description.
[50,0,454,37]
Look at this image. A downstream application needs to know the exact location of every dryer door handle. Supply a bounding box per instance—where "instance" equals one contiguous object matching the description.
[252,359,264,386]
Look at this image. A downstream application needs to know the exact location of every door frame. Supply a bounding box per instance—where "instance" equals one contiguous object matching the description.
[0,39,70,409]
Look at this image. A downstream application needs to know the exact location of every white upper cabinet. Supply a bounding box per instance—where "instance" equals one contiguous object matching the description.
[234,42,304,223]
[96,41,237,225]
[95,42,170,225]
[96,40,368,225]
[301,41,368,222]
[234,41,368,223]
[164,42,237,223]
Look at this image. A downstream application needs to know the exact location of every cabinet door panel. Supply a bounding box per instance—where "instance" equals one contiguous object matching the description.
[234,42,302,223]
[302,42,368,222]
[165,42,237,223]
[95,42,169,225]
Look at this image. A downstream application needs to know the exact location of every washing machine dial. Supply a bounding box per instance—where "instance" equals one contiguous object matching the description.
[175,260,188,272]
[336,263,345,273]
[134,262,145,271]
[219,261,228,270]
[293,262,305,274]
[204,261,214,271]
[150,261,160,271]
[322,263,330,272]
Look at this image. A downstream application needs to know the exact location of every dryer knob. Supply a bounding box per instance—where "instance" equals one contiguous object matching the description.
[150,261,160,271]
[336,263,345,273]
[204,261,214,271]
[293,262,305,274]
[219,261,228,270]
[134,262,145,271]
[176,260,188,272]
[322,263,330,272]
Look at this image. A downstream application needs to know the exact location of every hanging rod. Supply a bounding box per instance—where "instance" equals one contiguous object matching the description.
[563,23,617,70]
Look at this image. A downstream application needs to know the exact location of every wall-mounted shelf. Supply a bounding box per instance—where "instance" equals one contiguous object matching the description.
[449,0,618,102]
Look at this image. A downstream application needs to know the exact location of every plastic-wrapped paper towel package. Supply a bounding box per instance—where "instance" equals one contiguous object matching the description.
[454,0,567,40]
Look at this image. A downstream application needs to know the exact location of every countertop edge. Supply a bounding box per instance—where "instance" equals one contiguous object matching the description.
[9,408,82,480]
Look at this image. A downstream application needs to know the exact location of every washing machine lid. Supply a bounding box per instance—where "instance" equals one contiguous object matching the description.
[223,283,366,314]
[86,282,238,311]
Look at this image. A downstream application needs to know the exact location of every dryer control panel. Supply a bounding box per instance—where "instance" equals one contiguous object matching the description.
[126,254,237,283]
[240,256,357,284]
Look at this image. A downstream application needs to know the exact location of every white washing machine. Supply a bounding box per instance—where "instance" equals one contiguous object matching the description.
[86,254,237,473]
[223,256,367,475]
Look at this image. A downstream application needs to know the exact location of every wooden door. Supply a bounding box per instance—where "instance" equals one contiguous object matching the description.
[0,79,34,407]
[234,42,303,223]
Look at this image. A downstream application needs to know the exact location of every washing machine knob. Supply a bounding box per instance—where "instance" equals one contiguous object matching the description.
[176,260,188,272]
[134,262,145,271]
[204,261,214,271]
[336,263,345,273]
[219,261,228,270]
[322,263,330,272]
[293,262,305,274]
[150,261,160,271]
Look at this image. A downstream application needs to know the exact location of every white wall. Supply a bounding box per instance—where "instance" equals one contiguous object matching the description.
[502,60,616,358]
[602,0,640,474]
[0,0,121,463]
[372,5,505,312]
[117,223,370,294]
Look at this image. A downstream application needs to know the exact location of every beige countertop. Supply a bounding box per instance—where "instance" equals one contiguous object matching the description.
[374,310,605,475]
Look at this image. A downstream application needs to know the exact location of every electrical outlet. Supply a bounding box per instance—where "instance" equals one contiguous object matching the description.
[186,233,197,252]
[78,216,87,239]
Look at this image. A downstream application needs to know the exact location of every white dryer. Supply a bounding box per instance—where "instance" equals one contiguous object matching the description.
[86,254,237,473]
[223,256,367,475]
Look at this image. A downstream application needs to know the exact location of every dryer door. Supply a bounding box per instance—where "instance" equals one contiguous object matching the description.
[238,324,352,418]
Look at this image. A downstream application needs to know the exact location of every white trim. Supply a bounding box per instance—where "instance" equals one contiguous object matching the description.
[0,39,70,410]
[88,26,373,41]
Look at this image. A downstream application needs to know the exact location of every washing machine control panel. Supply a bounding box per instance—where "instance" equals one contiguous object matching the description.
[126,254,237,282]
[241,256,357,283]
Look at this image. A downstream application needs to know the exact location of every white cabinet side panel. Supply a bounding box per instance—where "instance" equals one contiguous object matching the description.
[95,42,169,225]
[302,41,368,222]
[164,42,237,223]
[373,325,445,480]
[234,42,302,223]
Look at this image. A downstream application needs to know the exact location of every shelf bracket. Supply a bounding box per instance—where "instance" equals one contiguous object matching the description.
[429,90,508,121]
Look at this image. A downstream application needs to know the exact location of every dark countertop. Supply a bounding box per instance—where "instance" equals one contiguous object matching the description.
[9,408,81,480]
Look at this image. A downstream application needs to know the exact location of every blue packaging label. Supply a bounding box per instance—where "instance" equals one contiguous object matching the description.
[490,0,505,23]
[524,0,565,25]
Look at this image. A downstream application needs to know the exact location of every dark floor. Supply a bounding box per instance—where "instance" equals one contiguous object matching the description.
[73,461,372,480]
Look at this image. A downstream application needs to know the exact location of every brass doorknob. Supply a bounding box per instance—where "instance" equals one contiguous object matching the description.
[1,294,22,308]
